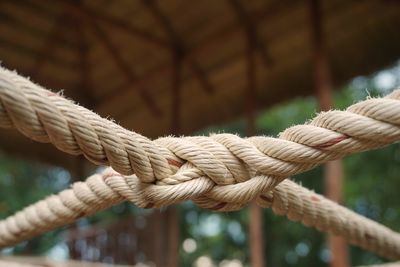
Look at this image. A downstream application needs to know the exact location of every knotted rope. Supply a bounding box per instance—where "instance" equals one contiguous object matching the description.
[1,169,400,259]
[1,67,400,258]
[1,67,400,210]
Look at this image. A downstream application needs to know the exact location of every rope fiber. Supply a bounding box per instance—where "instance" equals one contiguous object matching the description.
[1,67,400,258]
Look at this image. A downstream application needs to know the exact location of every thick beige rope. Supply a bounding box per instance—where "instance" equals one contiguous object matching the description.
[1,168,400,259]
[1,67,400,211]
[1,67,400,257]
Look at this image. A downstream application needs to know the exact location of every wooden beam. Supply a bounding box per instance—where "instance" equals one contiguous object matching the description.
[310,0,332,109]
[244,10,265,267]
[185,54,214,93]
[165,206,179,267]
[171,50,183,134]
[0,38,76,69]
[86,8,170,48]
[231,3,269,263]
[229,0,272,67]
[245,39,256,136]
[74,8,95,110]
[187,0,295,62]
[108,0,291,106]
[60,0,170,48]
[98,62,171,112]
[0,8,78,49]
[30,12,67,78]
[97,1,296,115]
[142,0,214,93]
[164,48,183,267]
[88,21,135,80]
[83,12,162,116]
[309,1,349,267]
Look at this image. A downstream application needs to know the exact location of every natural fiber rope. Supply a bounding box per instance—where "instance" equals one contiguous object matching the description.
[1,67,400,211]
[1,168,400,259]
[1,67,400,257]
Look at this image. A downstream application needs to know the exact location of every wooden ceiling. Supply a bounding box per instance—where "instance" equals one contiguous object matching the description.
[0,0,399,172]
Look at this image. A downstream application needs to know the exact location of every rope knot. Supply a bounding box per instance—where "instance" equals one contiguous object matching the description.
[102,133,283,211]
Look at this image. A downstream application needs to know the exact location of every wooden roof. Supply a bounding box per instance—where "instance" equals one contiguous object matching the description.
[0,0,399,172]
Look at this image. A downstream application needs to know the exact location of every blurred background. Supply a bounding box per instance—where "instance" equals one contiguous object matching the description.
[0,0,399,266]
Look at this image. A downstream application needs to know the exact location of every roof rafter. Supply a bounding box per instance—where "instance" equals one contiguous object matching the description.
[229,0,272,67]
[85,7,170,48]
[97,2,294,114]
[30,11,67,79]
[60,0,170,48]
[142,0,215,93]
[171,49,183,135]
[189,0,294,60]
[74,9,95,109]
[82,9,162,116]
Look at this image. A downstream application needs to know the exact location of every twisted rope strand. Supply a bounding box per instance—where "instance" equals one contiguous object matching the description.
[1,67,400,210]
[260,180,400,259]
[1,168,400,260]
[1,67,400,258]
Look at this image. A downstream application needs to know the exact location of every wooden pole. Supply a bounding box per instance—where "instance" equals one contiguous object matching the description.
[225,9,268,264]
[246,25,265,267]
[309,1,349,267]
[164,49,183,267]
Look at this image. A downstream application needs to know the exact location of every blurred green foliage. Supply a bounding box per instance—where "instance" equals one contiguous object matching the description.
[0,64,399,266]
[0,158,70,254]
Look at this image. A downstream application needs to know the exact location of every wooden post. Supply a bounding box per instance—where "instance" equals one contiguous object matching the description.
[309,1,349,267]
[164,49,183,267]
[246,25,265,267]
[228,2,267,264]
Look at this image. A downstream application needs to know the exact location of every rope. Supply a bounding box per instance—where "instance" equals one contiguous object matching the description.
[1,67,400,211]
[1,168,400,259]
[1,67,400,257]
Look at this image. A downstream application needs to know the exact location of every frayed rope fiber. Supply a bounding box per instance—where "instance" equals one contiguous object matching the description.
[1,67,400,258]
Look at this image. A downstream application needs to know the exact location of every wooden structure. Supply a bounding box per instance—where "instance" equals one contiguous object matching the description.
[66,213,169,266]
[0,256,134,267]
[309,0,349,266]
[0,0,399,266]
[0,0,399,172]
